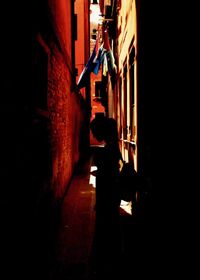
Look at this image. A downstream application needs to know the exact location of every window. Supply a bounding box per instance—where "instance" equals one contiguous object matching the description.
[95,81,102,98]
[123,65,127,139]
[129,46,135,141]
[73,14,77,41]
[119,76,122,137]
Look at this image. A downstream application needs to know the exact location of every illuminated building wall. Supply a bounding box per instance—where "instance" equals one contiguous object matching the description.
[116,0,138,169]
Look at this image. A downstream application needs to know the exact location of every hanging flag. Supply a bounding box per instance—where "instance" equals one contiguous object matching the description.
[77,25,102,88]
[77,40,98,89]
[77,27,117,88]
[93,43,107,75]
[103,29,117,76]
[102,52,108,76]
[106,48,117,75]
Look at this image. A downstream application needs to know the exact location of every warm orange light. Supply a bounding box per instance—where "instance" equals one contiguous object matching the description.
[89,165,97,188]
[120,200,132,215]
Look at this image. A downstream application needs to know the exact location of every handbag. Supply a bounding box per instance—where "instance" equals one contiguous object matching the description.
[119,161,139,202]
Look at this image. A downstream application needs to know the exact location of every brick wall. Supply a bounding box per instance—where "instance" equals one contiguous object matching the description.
[0,0,88,274]
[47,42,84,199]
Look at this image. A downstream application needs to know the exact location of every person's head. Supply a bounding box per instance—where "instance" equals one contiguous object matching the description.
[90,116,107,142]
[90,116,119,144]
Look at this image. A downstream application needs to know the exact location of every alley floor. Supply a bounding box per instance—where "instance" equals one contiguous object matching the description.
[29,149,144,280]
[0,147,156,280]
[46,150,140,280]
[51,154,96,279]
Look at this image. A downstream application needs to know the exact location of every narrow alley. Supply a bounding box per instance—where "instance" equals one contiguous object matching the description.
[31,147,137,280]
[1,0,187,279]
[30,148,150,280]
[14,147,146,280]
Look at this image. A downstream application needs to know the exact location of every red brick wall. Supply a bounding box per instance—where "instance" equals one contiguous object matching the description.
[48,41,83,199]
[43,0,87,199]
[48,0,73,64]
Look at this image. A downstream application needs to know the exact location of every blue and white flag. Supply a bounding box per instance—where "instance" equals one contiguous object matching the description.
[77,41,98,89]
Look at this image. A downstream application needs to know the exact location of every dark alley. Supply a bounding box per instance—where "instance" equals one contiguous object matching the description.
[0,0,194,279]
[0,0,158,279]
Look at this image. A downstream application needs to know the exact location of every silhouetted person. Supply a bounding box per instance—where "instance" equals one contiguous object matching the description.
[90,116,123,277]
